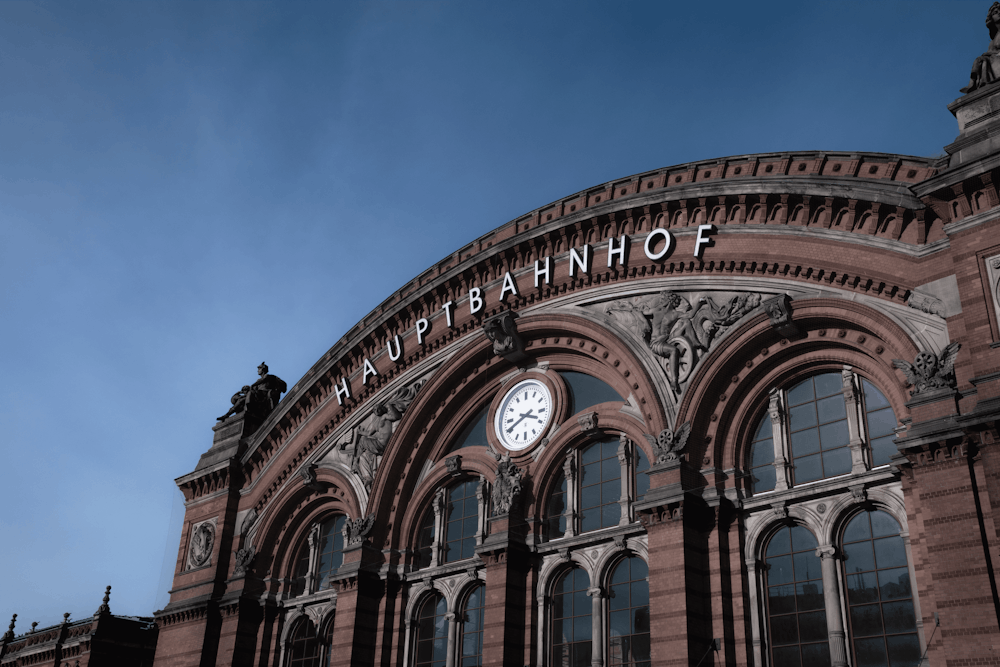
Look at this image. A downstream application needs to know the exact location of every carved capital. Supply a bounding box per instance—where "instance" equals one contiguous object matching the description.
[563,452,576,481]
[586,587,604,599]
[815,545,839,560]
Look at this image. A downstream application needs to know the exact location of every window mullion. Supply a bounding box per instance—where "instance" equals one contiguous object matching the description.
[768,389,792,491]
[841,368,868,474]
[617,435,633,526]
[305,523,320,595]
[476,475,487,546]
[564,452,578,538]
[432,488,446,567]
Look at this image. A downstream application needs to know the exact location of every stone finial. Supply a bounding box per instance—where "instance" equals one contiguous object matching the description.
[2,614,14,641]
[95,586,111,616]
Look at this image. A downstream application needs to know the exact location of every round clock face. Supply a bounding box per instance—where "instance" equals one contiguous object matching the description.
[494,379,552,452]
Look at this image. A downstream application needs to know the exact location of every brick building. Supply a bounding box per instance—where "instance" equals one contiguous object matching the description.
[150,16,1000,667]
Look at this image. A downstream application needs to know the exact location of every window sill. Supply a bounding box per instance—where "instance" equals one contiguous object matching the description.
[742,467,900,511]
[536,522,646,555]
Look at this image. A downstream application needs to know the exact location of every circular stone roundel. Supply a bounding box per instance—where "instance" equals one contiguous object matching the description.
[494,378,552,452]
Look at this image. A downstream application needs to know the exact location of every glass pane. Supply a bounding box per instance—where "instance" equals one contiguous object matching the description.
[771,614,799,645]
[878,567,911,600]
[814,373,841,398]
[863,379,891,410]
[844,513,872,543]
[790,526,818,552]
[850,605,884,637]
[847,571,879,605]
[885,634,921,667]
[871,436,896,467]
[791,429,821,457]
[610,609,630,636]
[582,443,601,465]
[449,407,489,453]
[751,440,775,467]
[581,484,601,510]
[843,541,876,574]
[794,453,822,484]
[853,636,887,667]
[788,378,815,406]
[752,464,777,493]
[772,645,802,667]
[562,371,624,415]
[793,551,821,582]
[866,408,897,438]
[796,581,825,611]
[755,415,773,440]
[790,404,818,431]
[871,512,900,538]
[768,555,794,586]
[881,601,917,634]
[874,537,907,569]
[822,447,852,477]
[800,642,831,667]
[573,616,591,641]
[817,395,847,423]
[602,457,619,481]
[767,530,792,557]
[798,611,828,642]
[602,503,620,528]
[769,584,796,614]
[819,421,849,449]
[630,580,649,608]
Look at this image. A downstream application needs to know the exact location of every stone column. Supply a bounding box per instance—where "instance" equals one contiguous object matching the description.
[564,452,578,537]
[476,475,487,545]
[588,586,604,667]
[432,488,446,567]
[445,612,458,667]
[536,595,546,667]
[745,558,764,667]
[617,435,633,525]
[841,367,867,475]
[816,545,848,667]
[305,523,320,594]
[768,389,791,490]
[401,619,412,667]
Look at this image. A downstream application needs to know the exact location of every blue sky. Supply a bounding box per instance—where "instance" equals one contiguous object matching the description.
[0,1,982,629]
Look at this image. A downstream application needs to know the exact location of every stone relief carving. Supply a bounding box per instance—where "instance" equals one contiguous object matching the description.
[336,379,427,491]
[445,455,462,477]
[233,547,255,577]
[239,507,258,537]
[892,343,962,397]
[483,310,527,364]
[187,519,216,570]
[963,2,1000,93]
[217,362,288,430]
[643,422,692,465]
[987,255,1000,336]
[908,291,947,318]
[603,290,763,394]
[344,515,376,546]
[577,411,598,433]
[491,455,523,516]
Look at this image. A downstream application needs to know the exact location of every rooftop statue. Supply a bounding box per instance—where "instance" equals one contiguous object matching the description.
[962,2,1000,93]
[217,362,288,425]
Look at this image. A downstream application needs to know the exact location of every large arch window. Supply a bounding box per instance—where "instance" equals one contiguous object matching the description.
[413,478,485,569]
[764,525,830,667]
[842,510,919,667]
[415,594,448,667]
[551,568,592,667]
[608,557,650,667]
[291,515,347,596]
[459,584,485,667]
[545,436,648,541]
[747,370,899,494]
[562,371,625,415]
[287,617,333,667]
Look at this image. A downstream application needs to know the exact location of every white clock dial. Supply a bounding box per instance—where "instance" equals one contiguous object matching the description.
[494,379,552,452]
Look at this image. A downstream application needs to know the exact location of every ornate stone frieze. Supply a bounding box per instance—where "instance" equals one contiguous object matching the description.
[644,422,691,465]
[187,518,217,570]
[344,515,376,546]
[491,455,523,516]
[602,290,763,394]
[892,343,962,396]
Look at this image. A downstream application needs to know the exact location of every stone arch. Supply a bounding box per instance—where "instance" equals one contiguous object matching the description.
[823,486,909,547]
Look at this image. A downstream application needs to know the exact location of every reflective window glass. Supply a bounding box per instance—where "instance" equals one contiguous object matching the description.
[546,471,567,540]
[581,439,622,532]
[445,480,479,563]
[415,594,448,667]
[460,585,485,667]
[862,380,898,467]
[447,406,489,453]
[552,568,592,667]
[608,557,650,667]
[788,373,851,484]
[749,413,776,493]
[563,371,625,415]
[316,515,347,590]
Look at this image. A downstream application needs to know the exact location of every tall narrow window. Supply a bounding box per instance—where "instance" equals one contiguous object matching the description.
[445,479,479,563]
[546,470,567,540]
[788,373,851,484]
[842,511,919,667]
[552,568,592,667]
[581,439,621,532]
[635,447,651,499]
[316,515,347,590]
[287,617,333,667]
[460,584,485,667]
[749,413,776,493]
[414,508,435,569]
[764,525,830,667]
[415,594,448,667]
[608,557,650,667]
[862,381,898,467]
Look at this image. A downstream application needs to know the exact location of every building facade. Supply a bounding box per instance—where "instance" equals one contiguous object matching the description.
[151,16,1000,667]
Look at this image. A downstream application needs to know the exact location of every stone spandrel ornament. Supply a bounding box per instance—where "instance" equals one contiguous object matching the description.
[349,378,427,491]
[491,455,523,516]
[962,2,1000,93]
[892,343,962,397]
[644,421,692,464]
[217,362,288,426]
[604,291,762,393]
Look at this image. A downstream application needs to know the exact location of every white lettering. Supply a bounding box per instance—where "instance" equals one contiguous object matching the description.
[694,224,716,259]
[534,257,552,287]
[442,301,455,328]
[569,245,591,277]
[607,235,629,268]
[362,358,378,385]
[387,334,402,361]
[643,228,675,261]
[469,287,484,315]
[335,377,351,405]
[416,317,430,344]
[499,271,519,302]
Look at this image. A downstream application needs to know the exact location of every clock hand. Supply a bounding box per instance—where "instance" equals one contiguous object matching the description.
[506,409,536,433]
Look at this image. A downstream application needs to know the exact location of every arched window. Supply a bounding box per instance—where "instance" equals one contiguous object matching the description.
[764,525,830,666]
[551,568,592,667]
[562,371,625,415]
[287,617,333,667]
[842,510,919,667]
[544,437,648,541]
[413,479,484,569]
[608,557,650,667]
[291,515,347,597]
[446,406,489,453]
[746,371,899,492]
[459,584,485,667]
[415,594,448,667]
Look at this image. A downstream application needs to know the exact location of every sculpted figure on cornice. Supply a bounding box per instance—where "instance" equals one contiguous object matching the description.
[335,378,427,491]
[962,2,1000,93]
[603,291,763,394]
[217,362,288,431]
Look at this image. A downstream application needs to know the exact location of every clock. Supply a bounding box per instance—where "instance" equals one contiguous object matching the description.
[494,378,552,452]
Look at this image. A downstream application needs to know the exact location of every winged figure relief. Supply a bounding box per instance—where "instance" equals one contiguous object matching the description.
[892,343,961,397]
[644,422,692,464]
